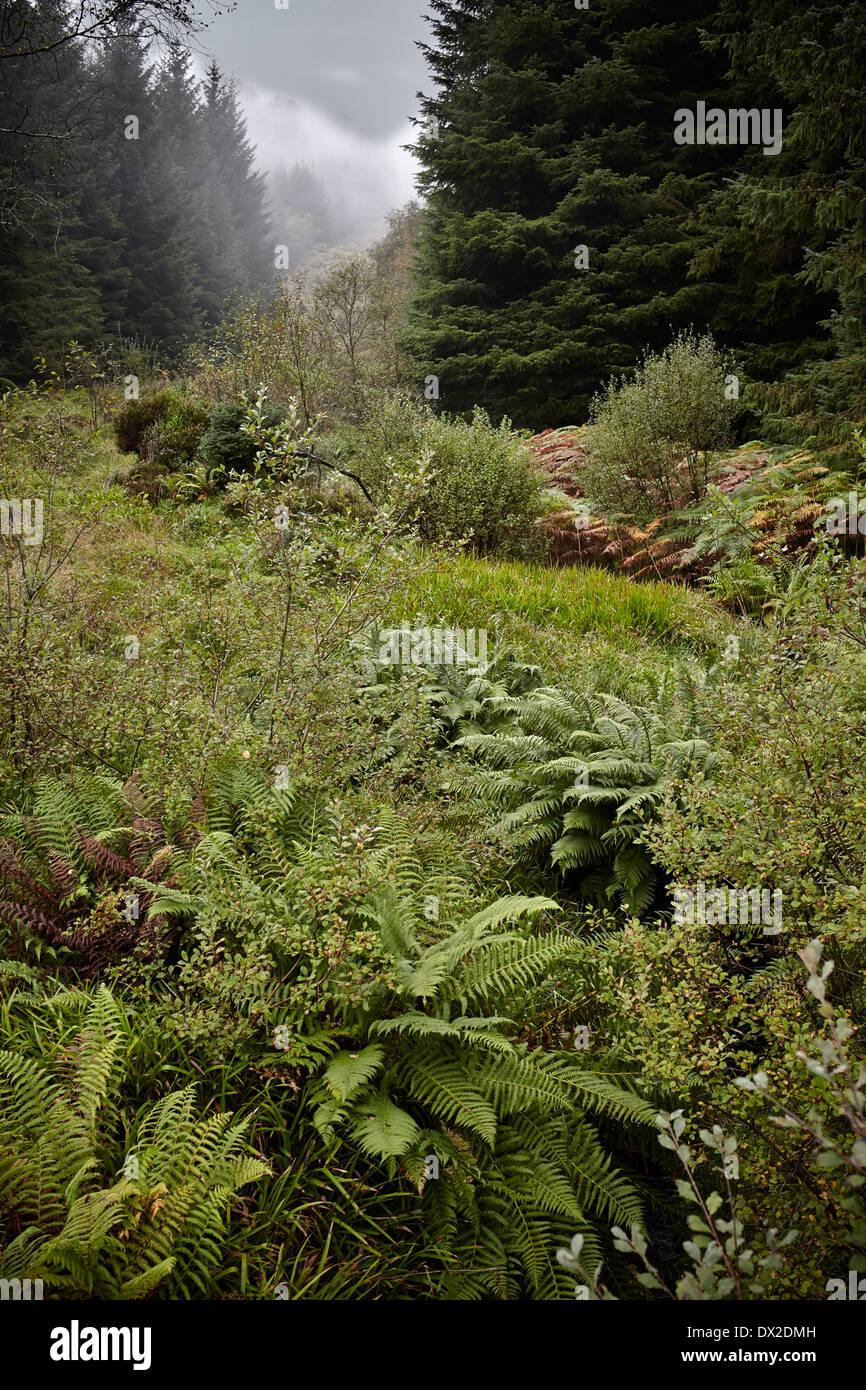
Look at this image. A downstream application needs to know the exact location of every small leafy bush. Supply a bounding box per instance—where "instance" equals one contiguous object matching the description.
[583,331,741,521]
[113,391,172,456]
[563,945,865,1300]
[558,1112,798,1300]
[350,395,545,556]
[157,394,210,468]
[737,941,866,1275]
[643,550,866,949]
[418,407,544,556]
[113,390,209,470]
[199,400,289,474]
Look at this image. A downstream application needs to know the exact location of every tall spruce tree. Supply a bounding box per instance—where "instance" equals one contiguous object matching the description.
[0,0,102,376]
[201,62,270,302]
[269,161,333,268]
[87,31,201,350]
[407,0,826,428]
[153,44,223,325]
[699,0,865,406]
[0,23,273,376]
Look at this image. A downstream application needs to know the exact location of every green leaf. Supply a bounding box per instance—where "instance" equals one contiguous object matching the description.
[323,1047,385,1104]
[349,1092,420,1160]
[817,1151,844,1169]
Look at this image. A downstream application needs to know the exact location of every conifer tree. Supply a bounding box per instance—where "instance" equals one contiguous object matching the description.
[0,18,273,375]
[701,0,865,399]
[269,161,333,269]
[153,44,217,323]
[0,0,102,375]
[89,31,201,350]
[407,0,824,428]
[201,62,270,301]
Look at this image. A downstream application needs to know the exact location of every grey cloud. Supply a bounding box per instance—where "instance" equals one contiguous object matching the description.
[192,0,431,244]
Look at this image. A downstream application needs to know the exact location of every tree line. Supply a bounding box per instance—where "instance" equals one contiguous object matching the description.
[0,1,271,378]
[408,0,865,429]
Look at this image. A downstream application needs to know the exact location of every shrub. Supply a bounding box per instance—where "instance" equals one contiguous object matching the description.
[350,391,427,494]
[113,391,172,456]
[643,548,866,951]
[158,394,210,468]
[199,403,248,471]
[738,941,866,1276]
[102,334,164,387]
[583,331,741,521]
[198,400,289,475]
[565,944,866,1301]
[351,395,544,557]
[558,1112,799,1300]
[578,554,866,1291]
[199,400,289,474]
[418,407,544,556]
[113,390,209,469]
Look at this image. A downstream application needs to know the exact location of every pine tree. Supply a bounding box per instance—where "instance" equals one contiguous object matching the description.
[701,0,865,404]
[87,31,201,352]
[407,0,825,428]
[0,15,274,374]
[201,62,270,302]
[0,0,102,377]
[152,44,219,324]
[269,161,333,270]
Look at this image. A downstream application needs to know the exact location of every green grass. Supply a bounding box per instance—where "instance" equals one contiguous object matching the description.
[395,554,725,644]
[384,552,733,690]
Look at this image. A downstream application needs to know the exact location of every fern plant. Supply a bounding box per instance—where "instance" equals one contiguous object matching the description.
[359,627,543,735]
[309,886,657,1298]
[454,677,716,915]
[131,758,481,1053]
[0,772,199,977]
[0,987,269,1298]
[123,759,657,1298]
[681,450,853,613]
[423,650,544,740]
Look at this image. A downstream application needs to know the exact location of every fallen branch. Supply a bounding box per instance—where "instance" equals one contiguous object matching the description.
[293,449,375,505]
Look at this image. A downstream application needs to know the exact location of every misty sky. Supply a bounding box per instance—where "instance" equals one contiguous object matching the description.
[191,0,433,245]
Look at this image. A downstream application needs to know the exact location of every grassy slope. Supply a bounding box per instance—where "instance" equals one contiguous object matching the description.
[13,392,734,725]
